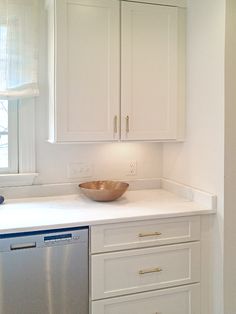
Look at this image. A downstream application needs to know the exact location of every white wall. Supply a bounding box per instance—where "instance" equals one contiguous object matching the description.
[163,0,225,313]
[33,3,163,186]
[224,0,236,312]
[163,0,225,199]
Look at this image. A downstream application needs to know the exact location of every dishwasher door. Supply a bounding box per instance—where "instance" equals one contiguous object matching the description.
[0,227,88,314]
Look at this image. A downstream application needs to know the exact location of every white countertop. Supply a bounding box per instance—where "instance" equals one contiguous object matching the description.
[0,189,215,234]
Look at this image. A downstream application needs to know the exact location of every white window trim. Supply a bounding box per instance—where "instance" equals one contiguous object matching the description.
[18,98,36,172]
[8,101,18,173]
[0,98,38,187]
[0,173,38,187]
[0,100,18,174]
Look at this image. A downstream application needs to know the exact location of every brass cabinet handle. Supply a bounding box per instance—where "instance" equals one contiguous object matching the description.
[126,115,129,132]
[138,232,162,237]
[114,115,118,133]
[139,267,162,275]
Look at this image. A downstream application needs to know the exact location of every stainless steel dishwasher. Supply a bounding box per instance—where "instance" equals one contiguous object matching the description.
[0,226,88,314]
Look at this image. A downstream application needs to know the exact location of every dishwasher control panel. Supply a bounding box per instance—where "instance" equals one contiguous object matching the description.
[44,233,79,245]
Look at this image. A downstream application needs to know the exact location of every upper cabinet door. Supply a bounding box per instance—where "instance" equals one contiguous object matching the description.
[54,0,120,142]
[121,2,184,141]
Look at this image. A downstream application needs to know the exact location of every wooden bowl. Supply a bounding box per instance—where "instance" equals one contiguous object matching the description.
[79,180,129,202]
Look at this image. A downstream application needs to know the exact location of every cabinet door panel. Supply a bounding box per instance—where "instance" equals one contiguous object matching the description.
[91,216,200,253]
[91,242,200,300]
[92,284,200,314]
[56,0,119,142]
[121,2,178,140]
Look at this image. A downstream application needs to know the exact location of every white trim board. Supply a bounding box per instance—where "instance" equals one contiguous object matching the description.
[121,0,187,8]
[0,173,38,188]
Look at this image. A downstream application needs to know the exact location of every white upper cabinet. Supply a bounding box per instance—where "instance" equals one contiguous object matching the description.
[48,0,120,142]
[121,2,183,140]
[47,0,185,143]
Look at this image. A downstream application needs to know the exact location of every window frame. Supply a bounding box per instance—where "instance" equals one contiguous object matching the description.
[0,100,18,174]
[0,98,37,187]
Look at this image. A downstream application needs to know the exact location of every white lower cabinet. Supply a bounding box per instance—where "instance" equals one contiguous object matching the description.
[91,216,200,253]
[91,242,200,300]
[92,284,200,314]
[90,216,201,314]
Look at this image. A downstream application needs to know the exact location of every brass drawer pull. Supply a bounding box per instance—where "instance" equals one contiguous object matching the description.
[114,115,118,133]
[139,267,162,275]
[126,115,130,133]
[138,232,162,237]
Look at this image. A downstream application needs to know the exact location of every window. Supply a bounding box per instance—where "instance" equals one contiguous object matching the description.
[0,0,39,186]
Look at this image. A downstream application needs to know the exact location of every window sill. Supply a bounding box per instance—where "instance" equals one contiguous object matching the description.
[0,173,38,188]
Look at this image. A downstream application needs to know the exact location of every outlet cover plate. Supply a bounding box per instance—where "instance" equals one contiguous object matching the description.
[68,162,93,179]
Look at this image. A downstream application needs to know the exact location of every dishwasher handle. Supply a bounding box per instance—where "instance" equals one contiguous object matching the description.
[10,242,36,250]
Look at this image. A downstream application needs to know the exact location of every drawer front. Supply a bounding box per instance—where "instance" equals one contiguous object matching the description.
[91,242,200,300]
[92,284,200,314]
[91,216,200,253]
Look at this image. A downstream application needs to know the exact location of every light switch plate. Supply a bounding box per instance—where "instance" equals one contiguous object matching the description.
[68,162,93,179]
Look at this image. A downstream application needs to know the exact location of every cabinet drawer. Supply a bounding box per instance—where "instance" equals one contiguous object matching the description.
[91,242,200,300]
[92,284,200,314]
[91,216,200,253]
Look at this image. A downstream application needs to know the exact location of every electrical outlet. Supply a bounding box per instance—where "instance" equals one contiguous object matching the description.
[68,162,93,179]
[127,160,137,176]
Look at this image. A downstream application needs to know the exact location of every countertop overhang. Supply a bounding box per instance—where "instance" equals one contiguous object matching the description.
[0,188,216,234]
